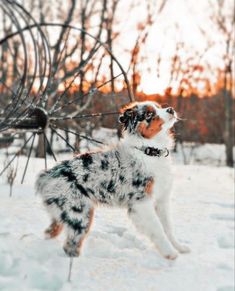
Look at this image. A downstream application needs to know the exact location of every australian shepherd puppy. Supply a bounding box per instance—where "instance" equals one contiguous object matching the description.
[35,101,190,259]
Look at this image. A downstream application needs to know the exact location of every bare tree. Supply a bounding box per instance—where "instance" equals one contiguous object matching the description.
[209,0,234,167]
[127,0,167,95]
[105,0,120,92]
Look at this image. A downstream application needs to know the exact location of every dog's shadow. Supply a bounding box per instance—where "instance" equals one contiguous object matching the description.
[87,226,145,253]
[82,226,168,271]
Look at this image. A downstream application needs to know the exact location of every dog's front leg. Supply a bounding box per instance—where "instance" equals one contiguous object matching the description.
[128,199,178,260]
[155,200,190,254]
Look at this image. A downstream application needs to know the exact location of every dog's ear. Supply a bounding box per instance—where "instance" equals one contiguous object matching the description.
[119,102,137,124]
[118,109,133,123]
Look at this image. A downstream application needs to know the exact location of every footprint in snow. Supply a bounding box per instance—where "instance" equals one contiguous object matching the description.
[214,202,234,209]
[210,213,234,222]
[0,232,10,237]
[217,235,234,249]
[106,226,127,236]
[217,286,234,291]
[200,201,234,209]
[217,263,232,270]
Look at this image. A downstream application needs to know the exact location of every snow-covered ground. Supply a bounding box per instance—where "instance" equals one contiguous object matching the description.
[0,153,234,291]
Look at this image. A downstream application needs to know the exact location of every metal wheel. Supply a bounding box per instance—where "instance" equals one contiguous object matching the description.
[0,0,134,182]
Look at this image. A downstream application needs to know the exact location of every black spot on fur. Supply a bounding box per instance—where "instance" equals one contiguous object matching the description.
[101,159,109,170]
[83,174,89,182]
[98,190,108,204]
[87,188,95,195]
[119,175,125,183]
[107,180,116,193]
[56,164,90,198]
[60,167,77,183]
[45,197,66,209]
[132,172,146,188]
[127,192,135,199]
[81,153,93,169]
[71,206,83,213]
[132,178,143,188]
[100,181,108,189]
[61,211,86,232]
[100,180,115,193]
[99,190,106,199]
[50,161,76,183]
[76,183,90,197]
[48,161,70,178]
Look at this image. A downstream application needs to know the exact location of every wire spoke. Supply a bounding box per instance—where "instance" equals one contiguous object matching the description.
[0,1,135,183]
[53,125,104,145]
[43,132,47,170]
[50,126,75,152]
[0,133,34,176]
[51,72,123,114]
[43,132,57,162]
[21,133,36,184]
[50,111,119,122]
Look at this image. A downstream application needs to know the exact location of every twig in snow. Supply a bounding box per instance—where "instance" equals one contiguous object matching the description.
[67,258,74,282]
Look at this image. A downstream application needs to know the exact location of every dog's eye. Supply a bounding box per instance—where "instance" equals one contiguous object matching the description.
[145,112,154,121]
[138,114,145,121]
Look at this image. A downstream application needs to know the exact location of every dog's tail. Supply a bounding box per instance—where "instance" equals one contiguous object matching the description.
[35,171,50,196]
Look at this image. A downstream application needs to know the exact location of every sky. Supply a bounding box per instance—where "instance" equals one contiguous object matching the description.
[0,0,233,96]
[111,0,233,94]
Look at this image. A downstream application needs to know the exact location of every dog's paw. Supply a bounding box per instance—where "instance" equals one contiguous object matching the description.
[176,244,191,254]
[165,251,178,260]
[63,241,80,257]
[63,246,80,257]
[162,247,178,260]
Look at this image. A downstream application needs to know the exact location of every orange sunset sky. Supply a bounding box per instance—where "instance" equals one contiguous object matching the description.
[108,0,234,95]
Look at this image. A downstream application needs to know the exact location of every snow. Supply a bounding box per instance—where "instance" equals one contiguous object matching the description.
[0,152,234,291]
[172,143,235,167]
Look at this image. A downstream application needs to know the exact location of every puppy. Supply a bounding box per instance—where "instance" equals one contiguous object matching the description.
[35,101,190,259]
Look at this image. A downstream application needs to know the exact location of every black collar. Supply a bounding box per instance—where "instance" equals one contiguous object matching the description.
[135,146,169,157]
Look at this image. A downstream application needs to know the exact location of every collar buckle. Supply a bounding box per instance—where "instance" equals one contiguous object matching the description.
[137,146,169,157]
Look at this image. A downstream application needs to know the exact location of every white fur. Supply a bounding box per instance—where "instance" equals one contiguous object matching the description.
[121,102,190,257]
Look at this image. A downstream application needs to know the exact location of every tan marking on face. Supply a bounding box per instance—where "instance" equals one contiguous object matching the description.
[45,220,63,238]
[145,105,156,114]
[137,116,164,139]
[145,178,154,196]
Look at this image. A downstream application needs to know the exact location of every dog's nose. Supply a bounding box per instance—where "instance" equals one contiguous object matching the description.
[166,107,174,115]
